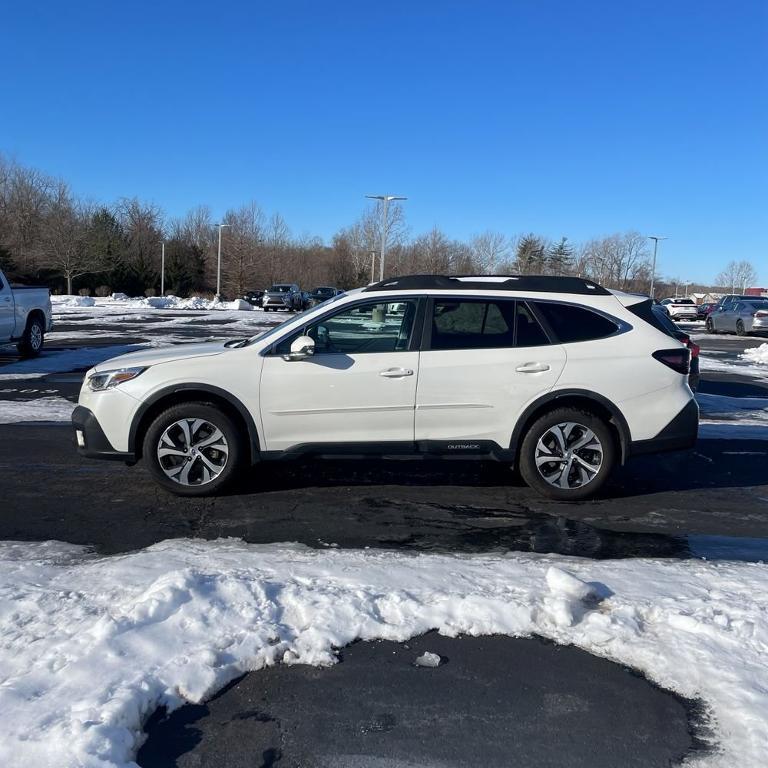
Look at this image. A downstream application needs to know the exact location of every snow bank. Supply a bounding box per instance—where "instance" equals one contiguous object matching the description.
[1,539,767,767]
[742,343,768,365]
[51,295,96,307]
[52,294,257,312]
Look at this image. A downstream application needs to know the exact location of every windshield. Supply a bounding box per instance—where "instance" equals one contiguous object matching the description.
[242,292,347,347]
[268,285,292,292]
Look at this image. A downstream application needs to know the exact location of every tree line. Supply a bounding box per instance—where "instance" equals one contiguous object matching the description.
[0,155,757,298]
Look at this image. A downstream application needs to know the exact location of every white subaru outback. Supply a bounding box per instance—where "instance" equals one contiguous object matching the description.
[72,275,698,500]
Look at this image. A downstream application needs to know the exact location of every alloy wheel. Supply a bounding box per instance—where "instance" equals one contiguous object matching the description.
[30,323,43,350]
[156,418,229,486]
[534,421,604,490]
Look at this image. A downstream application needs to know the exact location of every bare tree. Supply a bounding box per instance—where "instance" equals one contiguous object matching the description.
[716,260,758,293]
[38,193,99,294]
[470,231,510,274]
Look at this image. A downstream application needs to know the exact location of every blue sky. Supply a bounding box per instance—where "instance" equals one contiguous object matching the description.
[2,0,766,284]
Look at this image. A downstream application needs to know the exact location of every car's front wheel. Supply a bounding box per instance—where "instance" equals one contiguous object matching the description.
[143,402,244,496]
[518,408,616,501]
[706,317,715,334]
[736,320,746,336]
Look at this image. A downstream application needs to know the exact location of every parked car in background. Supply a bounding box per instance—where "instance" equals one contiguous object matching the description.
[706,299,768,336]
[299,291,313,310]
[308,286,343,306]
[73,274,697,502]
[660,297,698,321]
[696,302,717,320]
[652,305,700,390]
[262,283,303,312]
[242,289,265,306]
[0,267,53,357]
[712,294,748,314]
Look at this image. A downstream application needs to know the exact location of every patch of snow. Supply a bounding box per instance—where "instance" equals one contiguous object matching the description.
[698,355,768,380]
[1,539,768,766]
[414,652,442,668]
[699,421,768,440]
[0,396,74,423]
[696,393,768,422]
[0,345,143,379]
[742,343,768,365]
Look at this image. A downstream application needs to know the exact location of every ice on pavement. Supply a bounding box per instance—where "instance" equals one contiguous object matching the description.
[414,652,442,668]
[1,539,768,767]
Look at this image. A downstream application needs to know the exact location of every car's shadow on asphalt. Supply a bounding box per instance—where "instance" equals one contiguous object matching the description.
[234,437,767,499]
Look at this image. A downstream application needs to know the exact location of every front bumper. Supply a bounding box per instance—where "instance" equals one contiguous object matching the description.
[72,405,135,462]
[630,398,699,456]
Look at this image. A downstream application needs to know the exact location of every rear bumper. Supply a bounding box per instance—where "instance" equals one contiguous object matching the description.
[71,405,135,462]
[630,398,699,456]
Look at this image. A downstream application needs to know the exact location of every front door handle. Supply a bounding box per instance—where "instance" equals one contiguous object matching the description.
[379,368,414,378]
[515,362,551,373]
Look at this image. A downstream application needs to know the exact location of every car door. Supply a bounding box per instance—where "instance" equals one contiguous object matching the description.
[259,298,422,451]
[415,297,566,450]
[0,274,14,338]
[720,304,739,332]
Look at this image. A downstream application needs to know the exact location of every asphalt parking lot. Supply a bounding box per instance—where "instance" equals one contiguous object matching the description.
[2,308,766,767]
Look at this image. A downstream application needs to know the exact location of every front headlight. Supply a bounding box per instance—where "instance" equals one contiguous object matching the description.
[87,366,146,392]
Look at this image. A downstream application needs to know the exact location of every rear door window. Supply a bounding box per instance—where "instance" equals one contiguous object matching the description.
[533,302,619,343]
[429,299,550,349]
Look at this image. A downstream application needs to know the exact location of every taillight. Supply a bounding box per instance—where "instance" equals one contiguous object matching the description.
[653,348,690,375]
[688,341,700,358]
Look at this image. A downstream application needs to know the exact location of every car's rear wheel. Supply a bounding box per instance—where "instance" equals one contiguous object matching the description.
[518,408,616,501]
[17,315,45,358]
[143,402,244,496]
[736,320,746,336]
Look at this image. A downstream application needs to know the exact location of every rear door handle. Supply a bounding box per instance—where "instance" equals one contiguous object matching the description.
[380,368,414,378]
[515,363,551,373]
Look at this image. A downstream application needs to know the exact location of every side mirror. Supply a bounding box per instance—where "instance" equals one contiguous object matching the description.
[283,335,315,361]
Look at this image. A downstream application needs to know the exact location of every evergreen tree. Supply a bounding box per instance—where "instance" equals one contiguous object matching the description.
[547,237,573,275]
[164,238,206,296]
[514,234,546,274]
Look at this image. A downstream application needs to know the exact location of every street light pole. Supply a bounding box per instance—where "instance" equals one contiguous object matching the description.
[160,242,165,297]
[365,194,407,281]
[216,224,230,301]
[647,236,667,299]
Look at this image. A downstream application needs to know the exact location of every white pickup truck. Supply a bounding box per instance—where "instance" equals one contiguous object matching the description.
[0,268,53,357]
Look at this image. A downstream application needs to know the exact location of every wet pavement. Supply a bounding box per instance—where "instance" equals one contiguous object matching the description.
[137,633,704,768]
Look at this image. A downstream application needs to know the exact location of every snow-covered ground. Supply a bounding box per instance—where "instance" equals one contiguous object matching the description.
[1,539,767,768]
[52,293,256,312]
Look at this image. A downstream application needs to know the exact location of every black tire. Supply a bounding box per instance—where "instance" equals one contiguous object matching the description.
[142,402,245,496]
[736,320,746,336]
[706,318,715,334]
[17,315,45,358]
[518,407,616,501]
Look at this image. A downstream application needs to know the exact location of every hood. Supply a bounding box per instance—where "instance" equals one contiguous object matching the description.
[93,341,229,371]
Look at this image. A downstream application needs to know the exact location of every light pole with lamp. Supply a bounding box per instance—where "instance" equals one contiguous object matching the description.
[215,223,231,302]
[365,194,407,281]
[647,235,667,299]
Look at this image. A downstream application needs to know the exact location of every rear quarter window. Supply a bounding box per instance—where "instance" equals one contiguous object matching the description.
[534,302,619,343]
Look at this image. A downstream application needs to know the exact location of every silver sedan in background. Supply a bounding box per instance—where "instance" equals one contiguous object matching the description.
[706,299,768,336]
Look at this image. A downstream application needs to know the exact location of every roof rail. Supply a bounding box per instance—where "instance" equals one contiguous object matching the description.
[363,274,610,296]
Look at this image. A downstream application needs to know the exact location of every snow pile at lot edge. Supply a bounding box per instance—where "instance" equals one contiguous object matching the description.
[51,294,256,312]
[2,540,768,768]
[0,396,74,423]
[741,343,768,365]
